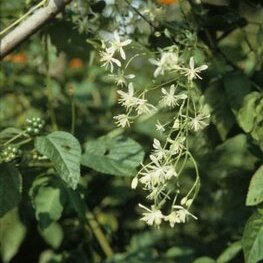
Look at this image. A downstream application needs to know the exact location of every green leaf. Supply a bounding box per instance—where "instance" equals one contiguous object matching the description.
[0,208,26,263]
[33,186,64,229]
[193,257,215,263]
[242,212,263,263]
[38,250,63,263]
[215,134,258,171]
[66,188,86,223]
[48,20,90,58]
[205,81,235,140]
[39,222,63,249]
[0,164,22,217]
[257,26,263,45]
[165,247,193,258]
[35,131,81,189]
[237,92,262,133]
[217,241,242,263]
[251,99,263,151]
[246,166,263,206]
[223,72,251,113]
[81,134,144,176]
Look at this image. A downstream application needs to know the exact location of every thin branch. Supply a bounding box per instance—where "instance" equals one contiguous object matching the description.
[0,0,72,59]
[124,0,158,30]
[0,0,48,37]
[86,212,114,258]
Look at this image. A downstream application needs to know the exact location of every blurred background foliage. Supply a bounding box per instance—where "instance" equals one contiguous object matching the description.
[0,0,263,262]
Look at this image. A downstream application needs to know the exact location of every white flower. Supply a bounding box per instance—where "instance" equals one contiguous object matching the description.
[139,172,155,188]
[136,99,156,115]
[161,85,187,108]
[108,31,132,60]
[164,211,181,227]
[117,83,138,109]
[156,120,166,132]
[168,136,185,154]
[139,155,177,188]
[100,49,121,72]
[146,186,162,200]
[139,155,166,187]
[117,84,156,114]
[113,114,131,128]
[139,203,164,227]
[164,165,177,180]
[189,113,210,132]
[172,205,198,223]
[150,51,180,78]
[165,206,197,227]
[152,139,168,160]
[182,57,208,81]
[109,70,135,87]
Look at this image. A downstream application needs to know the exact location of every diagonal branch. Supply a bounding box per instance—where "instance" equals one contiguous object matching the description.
[0,0,72,59]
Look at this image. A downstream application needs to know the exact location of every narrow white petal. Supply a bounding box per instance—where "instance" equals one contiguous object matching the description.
[197,65,208,71]
[189,57,195,70]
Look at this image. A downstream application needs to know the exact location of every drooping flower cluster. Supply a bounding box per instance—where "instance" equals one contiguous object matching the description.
[98,27,210,228]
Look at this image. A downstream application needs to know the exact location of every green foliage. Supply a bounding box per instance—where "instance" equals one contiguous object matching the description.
[246,166,263,206]
[217,241,242,263]
[193,257,215,263]
[242,211,263,263]
[223,73,251,113]
[237,92,262,133]
[81,133,144,176]
[35,131,81,189]
[33,186,64,229]
[205,81,236,140]
[0,164,22,217]
[211,134,258,173]
[39,222,64,249]
[0,209,26,263]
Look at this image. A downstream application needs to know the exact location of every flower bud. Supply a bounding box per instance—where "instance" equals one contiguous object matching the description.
[131,177,138,189]
[180,197,187,205]
[172,118,180,130]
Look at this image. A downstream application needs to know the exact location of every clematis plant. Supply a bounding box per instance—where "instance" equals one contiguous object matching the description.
[97,14,210,229]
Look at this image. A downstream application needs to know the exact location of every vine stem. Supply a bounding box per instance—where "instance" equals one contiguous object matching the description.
[185,150,200,203]
[16,138,32,146]
[3,131,28,146]
[86,212,114,258]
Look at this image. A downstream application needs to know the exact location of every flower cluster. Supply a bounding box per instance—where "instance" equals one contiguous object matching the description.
[98,28,209,227]
[25,117,45,136]
[0,146,22,163]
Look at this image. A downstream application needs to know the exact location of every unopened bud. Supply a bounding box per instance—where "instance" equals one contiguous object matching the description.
[173,118,180,130]
[180,197,187,205]
[131,177,138,189]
